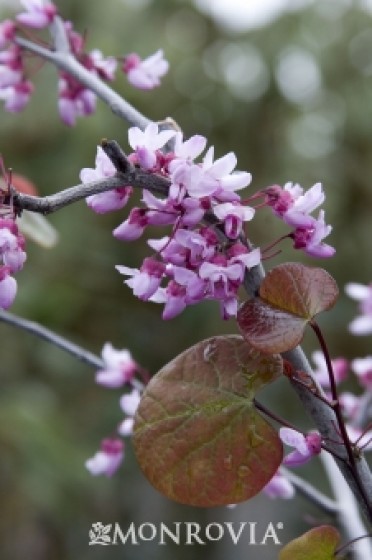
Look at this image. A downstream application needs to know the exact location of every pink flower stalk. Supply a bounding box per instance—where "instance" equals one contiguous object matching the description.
[85,438,124,477]
[95,343,137,388]
[15,0,57,29]
[262,470,295,499]
[16,0,58,29]
[280,427,322,467]
[123,49,169,90]
[345,282,372,335]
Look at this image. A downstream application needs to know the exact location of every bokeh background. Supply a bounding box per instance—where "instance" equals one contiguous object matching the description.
[1,0,372,558]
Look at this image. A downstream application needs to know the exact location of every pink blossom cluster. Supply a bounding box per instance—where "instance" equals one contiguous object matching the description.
[0,1,168,123]
[0,217,27,309]
[81,124,335,320]
[85,343,143,477]
[81,123,261,320]
[264,182,335,258]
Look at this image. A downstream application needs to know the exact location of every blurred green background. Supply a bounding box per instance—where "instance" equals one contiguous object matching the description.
[1,0,372,558]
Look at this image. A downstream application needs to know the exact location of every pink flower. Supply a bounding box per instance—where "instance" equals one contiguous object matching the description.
[58,75,96,126]
[81,146,133,213]
[345,282,372,335]
[0,267,17,309]
[263,470,295,499]
[116,257,165,300]
[123,49,169,90]
[85,438,124,477]
[213,202,255,239]
[128,122,176,170]
[120,388,141,417]
[311,350,348,389]
[0,80,34,112]
[0,20,16,49]
[200,146,251,198]
[89,49,117,81]
[95,343,137,388]
[16,0,58,29]
[113,208,150,241]
[280,427,322,467]
[117,388,141,436]
[291,210,335,258]
[351,357,372,390]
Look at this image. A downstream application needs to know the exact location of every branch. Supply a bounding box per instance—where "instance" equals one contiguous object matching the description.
[0,308,103,369]
[13,166,170,215]
[280,466,338,515]
[321,452,372,560]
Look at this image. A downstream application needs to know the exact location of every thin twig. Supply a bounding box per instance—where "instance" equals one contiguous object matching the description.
[13,169,170,215]
[280,466,338,515]
[0,308,103,369]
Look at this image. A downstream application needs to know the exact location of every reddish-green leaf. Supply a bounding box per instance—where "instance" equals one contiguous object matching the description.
[238,263,339,354]
[260,263,338,318]
[133,335,283,507]
[279,525,341,560]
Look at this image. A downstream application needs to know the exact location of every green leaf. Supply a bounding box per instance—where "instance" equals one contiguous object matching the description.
[237,263,338,354]
[133,335,283,507]
[279,525,341,560]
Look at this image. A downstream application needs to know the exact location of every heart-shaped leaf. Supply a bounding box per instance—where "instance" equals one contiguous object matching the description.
[260,263,338,318]
[133,335,283,507]
[238,263,338,354]
[279,525,341,560]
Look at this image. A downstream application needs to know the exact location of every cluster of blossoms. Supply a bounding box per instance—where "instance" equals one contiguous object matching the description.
[81,123,335,320]
[0,1,168,123]
[85,343,143,477]
[264,182,335,258]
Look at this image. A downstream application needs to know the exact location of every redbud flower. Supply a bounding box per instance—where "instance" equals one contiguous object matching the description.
[123,49,169,90]
[262,470,295,499]
[0,20,16,49]
[351,357,372,390]
[0,266,17,309]
[95,343,137,388]
[311,350,348,389]
[128,122,176,170]
[0,80,34,112]
[291,210,335,258]
[85,438,124,477]
[345,282,372,335]
[80,146,132,213]
[16,0,57,29]
[117,388,141,436]
[280,427,322,467]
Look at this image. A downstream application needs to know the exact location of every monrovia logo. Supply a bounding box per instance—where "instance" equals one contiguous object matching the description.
[88,521,284,546]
